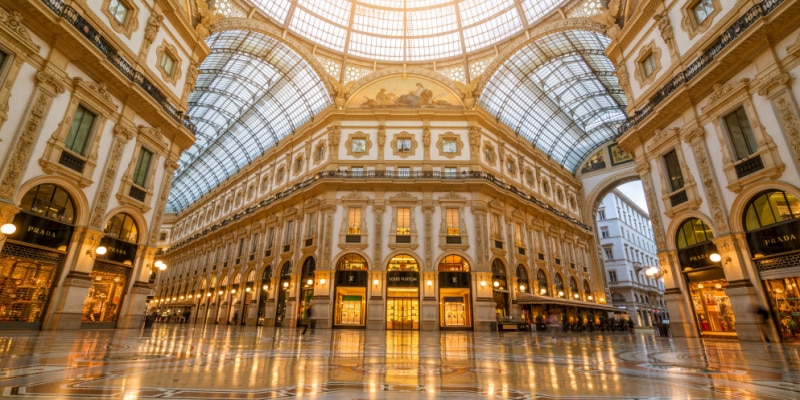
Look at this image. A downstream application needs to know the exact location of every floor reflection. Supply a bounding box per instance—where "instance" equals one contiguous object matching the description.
[0,325,798,399]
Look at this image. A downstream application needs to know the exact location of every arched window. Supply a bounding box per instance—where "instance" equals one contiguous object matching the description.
[280,261,292,277]
[583,280,592,297]
[554,273,564,292]
[19,184,76,223]
[438,255,470,271]
[301,257,316,286]
[744,190,800,230]
[536,269,548,295]
[569,277,579,298]
[516,265,529,293]
[261,265,272,282]
[676,218,714,249]
[337,254,367,270]
[104,213,138,243]
[491,259,507,290]
[388,254,419,271]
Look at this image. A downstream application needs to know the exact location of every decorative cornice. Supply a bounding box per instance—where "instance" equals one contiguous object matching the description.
[0,7,39,53]
[35,70,67,94]
[701,79,750,113]
[755,72,791,97]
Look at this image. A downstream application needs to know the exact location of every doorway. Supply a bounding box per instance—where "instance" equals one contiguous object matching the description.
[387,288,419,330]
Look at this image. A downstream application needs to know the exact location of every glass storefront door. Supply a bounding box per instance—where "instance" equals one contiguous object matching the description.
[440,288,471,327]
[387,287,419,330]
[335,289,365,326]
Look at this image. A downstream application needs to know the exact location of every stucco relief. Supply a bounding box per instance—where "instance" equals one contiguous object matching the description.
[0,92,50,199]
[772,92,800,163]
[683,127,729,234]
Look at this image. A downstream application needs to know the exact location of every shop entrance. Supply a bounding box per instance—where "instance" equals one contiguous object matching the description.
[386,288,419,330]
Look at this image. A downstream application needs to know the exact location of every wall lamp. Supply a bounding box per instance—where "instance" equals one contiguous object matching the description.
[480,280,487,287]
[319,278,326,285]
[519,284,526,292]
[154,260,167,270]
[426,280,433,287]
[709,253,730,264]
[282,281,289,288]
[645,266,668,279]
[1,223,17,235]
[373,279,380,286]
[263,284,269,291]
[558,291,564,297]
[89,245,107,257]
[493,281,500,288]
[540,288,547,294]
[307,279,314,286]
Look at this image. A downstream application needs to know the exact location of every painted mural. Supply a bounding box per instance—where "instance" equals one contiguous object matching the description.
[346,76,463,109]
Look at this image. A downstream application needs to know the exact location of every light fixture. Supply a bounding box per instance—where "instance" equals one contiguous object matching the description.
[218,290,224,295]
[154,260,167,270]
[180,295,184,300]
[263,284,269,291]
[373,279,379,286]
[188,294,193,299]
[558,291,564,297]
[283,281,289,288]
[307,279,314,286]
[493,281,500,288]
[95,246,107,255]
[588,295,593,301]
[709,253,722,263]
[319,279,326,285]
[697,284,704,289]
[540,288,547,294]
[172,297,177,301]
[231,289,236,294]
[573,293,579,299]
[519,284,526,292]
[1,223,17,235]
[245,287,251,292]
[599,297,605,303]
[645,266,667,279]
[715,283,722,289]
[426,280,433,287]
[480,281,487,287]
[207,292,212,297]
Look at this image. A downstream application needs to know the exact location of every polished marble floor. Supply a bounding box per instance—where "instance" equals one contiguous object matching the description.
[0,324,798,399]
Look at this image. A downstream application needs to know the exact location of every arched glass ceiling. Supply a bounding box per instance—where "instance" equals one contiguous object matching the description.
[166,30,331,212]
[242,0,564,61]
[480,30,627,173]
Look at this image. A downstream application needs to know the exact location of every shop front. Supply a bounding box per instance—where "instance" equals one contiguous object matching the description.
[0,184,75,329]
[333,253,369,328]
[676,218,736,338]
[744,190,800,341]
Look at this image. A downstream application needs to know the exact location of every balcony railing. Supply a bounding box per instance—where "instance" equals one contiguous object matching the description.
[40,0,195,134]
[619,0,785,134]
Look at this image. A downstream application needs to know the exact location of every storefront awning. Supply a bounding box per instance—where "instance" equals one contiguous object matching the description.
[513,293,621,312]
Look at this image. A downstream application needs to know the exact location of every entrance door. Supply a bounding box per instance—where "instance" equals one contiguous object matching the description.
[387,297,419,330]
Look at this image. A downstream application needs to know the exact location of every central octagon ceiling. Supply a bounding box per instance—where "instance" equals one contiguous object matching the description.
[166,0,625,213]
[236,0,565,62]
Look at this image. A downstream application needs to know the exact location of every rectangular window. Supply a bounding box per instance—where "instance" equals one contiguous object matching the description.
[446,208,460,235]
[444,167,457,178]
[237,238,244,257]
[348,207,361,234]
[132,148,153,187]
[284,220,294,244]
[351,166,363,177]
[641,53,657,77]
[604,248,614,260]
[306,212,316,236]
[693,0,714,24]
[491,214,500,237]
[663,150,684,192]
[251,233,259,254]
[0,51,7,71]
[108,0,128,24]
[397,207,410,235]
[397,139,411,153]
[160,53,175,75]
[601,227,609,238]
[65,105,96,155]
[397,167,410,178]
[266,227,275,248]
[723,107,758,161]
[443,139,457,153]
[515,223,523,246]
[597,209,606,220]
[609,270,617,283]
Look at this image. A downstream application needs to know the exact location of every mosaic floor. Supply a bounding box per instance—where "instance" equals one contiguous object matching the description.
[0,324,798,399]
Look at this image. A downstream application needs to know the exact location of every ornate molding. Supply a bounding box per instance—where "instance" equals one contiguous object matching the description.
[73,78,116,115]
[0,92,51,199]
[143,13,164,51]
[653,12,675,52]
[684,126,730,233]
[772,91,800,163]
[755,72,790,97]
[0,8,38,52]
[702,79,750,114]
[35,70,67,94]
[90,135,127,228]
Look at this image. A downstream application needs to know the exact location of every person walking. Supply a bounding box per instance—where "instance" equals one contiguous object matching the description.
[301,305,312,334]
[755,306,772,343]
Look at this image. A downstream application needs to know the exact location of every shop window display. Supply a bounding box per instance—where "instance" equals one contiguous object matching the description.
[0,257,57,323]
[689,280,736,334]
[764,277,800,339]
[82,267,128,323]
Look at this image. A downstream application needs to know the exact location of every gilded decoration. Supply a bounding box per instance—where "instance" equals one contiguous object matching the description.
[345,76,462,109]
[772,91,800,163]
[682,126,730,233]
[633,42,662,88]
[0,92,51,199]
[680,0,721,40]
[156,42,182,85]
[101,0,139,38]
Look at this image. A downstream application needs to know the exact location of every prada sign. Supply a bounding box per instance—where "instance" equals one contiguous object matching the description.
[746,220,800,257]
[99,237,138,264]
[387,271,419,287]
[678,242,719,270]
[9,212,74,250]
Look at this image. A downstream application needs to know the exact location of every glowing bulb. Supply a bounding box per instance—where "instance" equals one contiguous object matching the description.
[1,223,17,235]
[373,279,379,286]
[493,281,500,288]
[307,279,313,286]
[709,253,722,263]
[96,246,107,255]
[245,287,251,292]
[540,288,547,294]
[519,285,526,292]
[283,281,289,288]
[263,285,269,290]
[480,281,487,287]
[426,280,433,287]
[320,279,326,285]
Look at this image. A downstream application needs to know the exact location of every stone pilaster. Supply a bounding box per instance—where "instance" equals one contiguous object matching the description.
[683,126,730,234]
